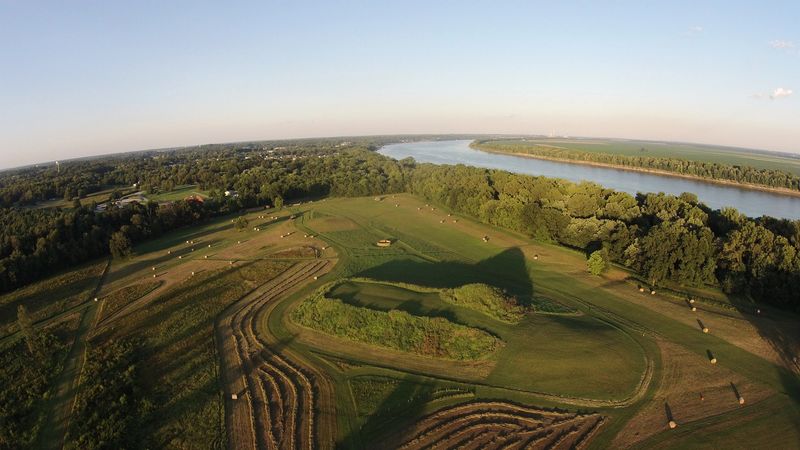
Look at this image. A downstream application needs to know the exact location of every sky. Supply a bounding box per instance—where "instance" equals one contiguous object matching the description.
[0,1,798,169]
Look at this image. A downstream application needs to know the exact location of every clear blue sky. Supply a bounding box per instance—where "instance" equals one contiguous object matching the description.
[1,1,798,169]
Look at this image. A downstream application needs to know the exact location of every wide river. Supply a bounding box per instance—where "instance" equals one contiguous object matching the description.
[379,140,800,220]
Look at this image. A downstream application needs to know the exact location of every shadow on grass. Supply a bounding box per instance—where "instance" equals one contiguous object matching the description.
[341,376,435,450]
[355,247,535,303]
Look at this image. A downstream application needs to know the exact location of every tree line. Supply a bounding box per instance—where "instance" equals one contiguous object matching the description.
[472,140,800,192]
[1,140,799,311]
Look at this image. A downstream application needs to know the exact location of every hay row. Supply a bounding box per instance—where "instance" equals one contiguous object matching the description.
[397,401,603,450]
[222,259,329,450]
[572,416,606,450]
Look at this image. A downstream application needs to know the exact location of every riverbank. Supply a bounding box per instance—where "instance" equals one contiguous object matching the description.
[471,143,800,200]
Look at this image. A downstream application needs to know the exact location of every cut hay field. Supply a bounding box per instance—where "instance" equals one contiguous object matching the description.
[6,193,799,449]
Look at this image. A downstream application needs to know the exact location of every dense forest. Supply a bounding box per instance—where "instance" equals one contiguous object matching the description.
[1,138,799,312]
[473,139,800,192]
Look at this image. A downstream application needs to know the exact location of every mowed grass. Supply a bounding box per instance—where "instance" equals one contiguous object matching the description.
[99,259,291,449]
[0,262,105,337]
[287,195,800,448]
[145,184,210,202]
[329,280,644,400]
[490,138,800,176]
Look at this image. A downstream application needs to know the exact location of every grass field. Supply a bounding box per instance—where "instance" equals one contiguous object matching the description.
[145,184,210,202]
[488,138,800,176]
[6,193,799,449]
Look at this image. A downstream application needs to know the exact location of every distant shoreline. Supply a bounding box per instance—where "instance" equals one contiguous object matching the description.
[471,143,800,201]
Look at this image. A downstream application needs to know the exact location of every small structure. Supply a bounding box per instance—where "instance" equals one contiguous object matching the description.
[231,394,238,400]
[377,239,392,248]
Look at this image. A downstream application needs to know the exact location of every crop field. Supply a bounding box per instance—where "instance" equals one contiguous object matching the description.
[7,193,800,449]
[488,138,800,176]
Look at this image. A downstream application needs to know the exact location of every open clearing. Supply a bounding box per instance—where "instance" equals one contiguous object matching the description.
[7,193,800,449]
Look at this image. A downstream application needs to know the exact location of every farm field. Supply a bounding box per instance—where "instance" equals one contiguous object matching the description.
[3,193,799,449]
[487,138,800,176]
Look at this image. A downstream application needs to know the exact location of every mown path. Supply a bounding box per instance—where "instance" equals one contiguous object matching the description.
[34,259,111,449]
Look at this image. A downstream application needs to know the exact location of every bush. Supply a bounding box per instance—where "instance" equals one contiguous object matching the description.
[441,283,526,323]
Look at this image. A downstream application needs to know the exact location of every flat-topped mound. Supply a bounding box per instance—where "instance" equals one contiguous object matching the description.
[291,283,501,360]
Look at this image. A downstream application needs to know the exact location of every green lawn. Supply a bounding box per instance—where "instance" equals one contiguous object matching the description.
[145,184,210,202]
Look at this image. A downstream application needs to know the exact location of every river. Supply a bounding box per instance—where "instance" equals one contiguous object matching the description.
[378,140,800,220]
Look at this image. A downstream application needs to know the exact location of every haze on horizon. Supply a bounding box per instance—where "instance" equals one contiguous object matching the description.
[1,0,798,170]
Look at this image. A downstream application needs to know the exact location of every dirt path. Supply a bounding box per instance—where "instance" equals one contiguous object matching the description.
[216,259,334,450]
[34,259,111,449]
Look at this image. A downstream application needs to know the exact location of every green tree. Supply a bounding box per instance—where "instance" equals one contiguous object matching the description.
[587,250,607,276]
[273,195,284,210]
[109,231,132,259]
[17,305,41,357]
[234,216,249,231]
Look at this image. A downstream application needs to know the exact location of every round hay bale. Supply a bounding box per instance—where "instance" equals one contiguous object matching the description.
[153,274,157,278]
[229,261,234,265]
[710,357,717,364]
[668,420,677,429]
[237,240,241,244]
[534,255,539,260]
[94,297,98,302]
[231,393,238,400]
[152,267,156,271]
[313,276,318,280]
[691,307,697,312]
[738,396,745,405]
[178,255,183,259]
[204,255,208,259]
[167,250,172,255]
[639,287,645,292]
[191,271,195,276]
[689,298,695,304]
[208,244,212,248]
[702,327,709,333]
[650,290,656,295]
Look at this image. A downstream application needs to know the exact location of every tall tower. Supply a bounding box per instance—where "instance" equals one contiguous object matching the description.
[56,161,60,173]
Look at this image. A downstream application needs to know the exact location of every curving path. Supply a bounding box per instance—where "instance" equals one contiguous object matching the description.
[216,259,334,450]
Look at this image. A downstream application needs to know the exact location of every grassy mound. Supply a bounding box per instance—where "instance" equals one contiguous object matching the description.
[442,283,526,323]
[292,286,501,360]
